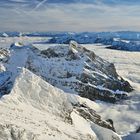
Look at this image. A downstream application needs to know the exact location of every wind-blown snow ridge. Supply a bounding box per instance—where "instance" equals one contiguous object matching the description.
[0,67,121,140]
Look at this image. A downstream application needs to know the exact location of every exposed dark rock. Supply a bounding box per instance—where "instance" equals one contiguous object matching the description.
[66,72,73,78]
[136,126,140,133]
[76,82,116,103]
[66,50,80,60]
[27,41,133,103]
[106,119,116,132]
[73,103,116,132]
[0,48,9,63]
[41,48,58,58]
[0,71,12,97]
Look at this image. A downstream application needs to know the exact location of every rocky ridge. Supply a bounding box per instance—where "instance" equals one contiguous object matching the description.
[27,41,132,103]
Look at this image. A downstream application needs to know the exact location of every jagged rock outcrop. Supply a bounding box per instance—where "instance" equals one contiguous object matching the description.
[41,48,59,58]
[136,127,140,133]
[0,48,9,63]
[72,103,116,132]
[0,71,12,97]
[27,41,132,103]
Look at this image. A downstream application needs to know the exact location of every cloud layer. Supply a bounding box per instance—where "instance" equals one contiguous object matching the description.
[0,0,140,31]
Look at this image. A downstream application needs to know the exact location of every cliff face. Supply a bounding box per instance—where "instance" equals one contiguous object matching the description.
[27,41,132,103]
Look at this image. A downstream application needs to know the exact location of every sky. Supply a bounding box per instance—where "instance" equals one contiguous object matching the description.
[0,0,140,32]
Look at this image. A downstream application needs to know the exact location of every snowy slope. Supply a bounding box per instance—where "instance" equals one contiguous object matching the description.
[0,68,122,140]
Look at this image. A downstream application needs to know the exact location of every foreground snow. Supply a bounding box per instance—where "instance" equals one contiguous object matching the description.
[0,68,121,140]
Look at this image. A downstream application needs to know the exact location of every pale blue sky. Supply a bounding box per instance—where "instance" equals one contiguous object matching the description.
[0,0,140,32]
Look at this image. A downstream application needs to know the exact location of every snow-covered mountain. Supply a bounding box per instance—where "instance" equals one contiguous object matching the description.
[1,31,140,51]
[0,41,132,103]
[47,32,140,51]
[95,38,140,51]
[0,41,125,140]
[1,31,140,40]
[33,41,133,103]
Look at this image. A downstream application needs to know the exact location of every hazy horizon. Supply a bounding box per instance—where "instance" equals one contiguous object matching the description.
[0,0,140,32]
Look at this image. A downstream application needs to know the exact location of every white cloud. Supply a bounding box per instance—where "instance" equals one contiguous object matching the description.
[0,3,140,31]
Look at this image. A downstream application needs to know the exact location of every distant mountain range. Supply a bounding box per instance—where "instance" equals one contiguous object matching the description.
[0,31,140,40]
[1,31,140,51]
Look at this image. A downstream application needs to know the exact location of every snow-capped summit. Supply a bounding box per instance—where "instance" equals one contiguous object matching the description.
[10,42,28,49]
[2,33,8,37]
[29,41,133,103]
[69,40,79,54]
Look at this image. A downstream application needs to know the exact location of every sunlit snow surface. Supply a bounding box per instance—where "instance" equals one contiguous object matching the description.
[0,37,140,140]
